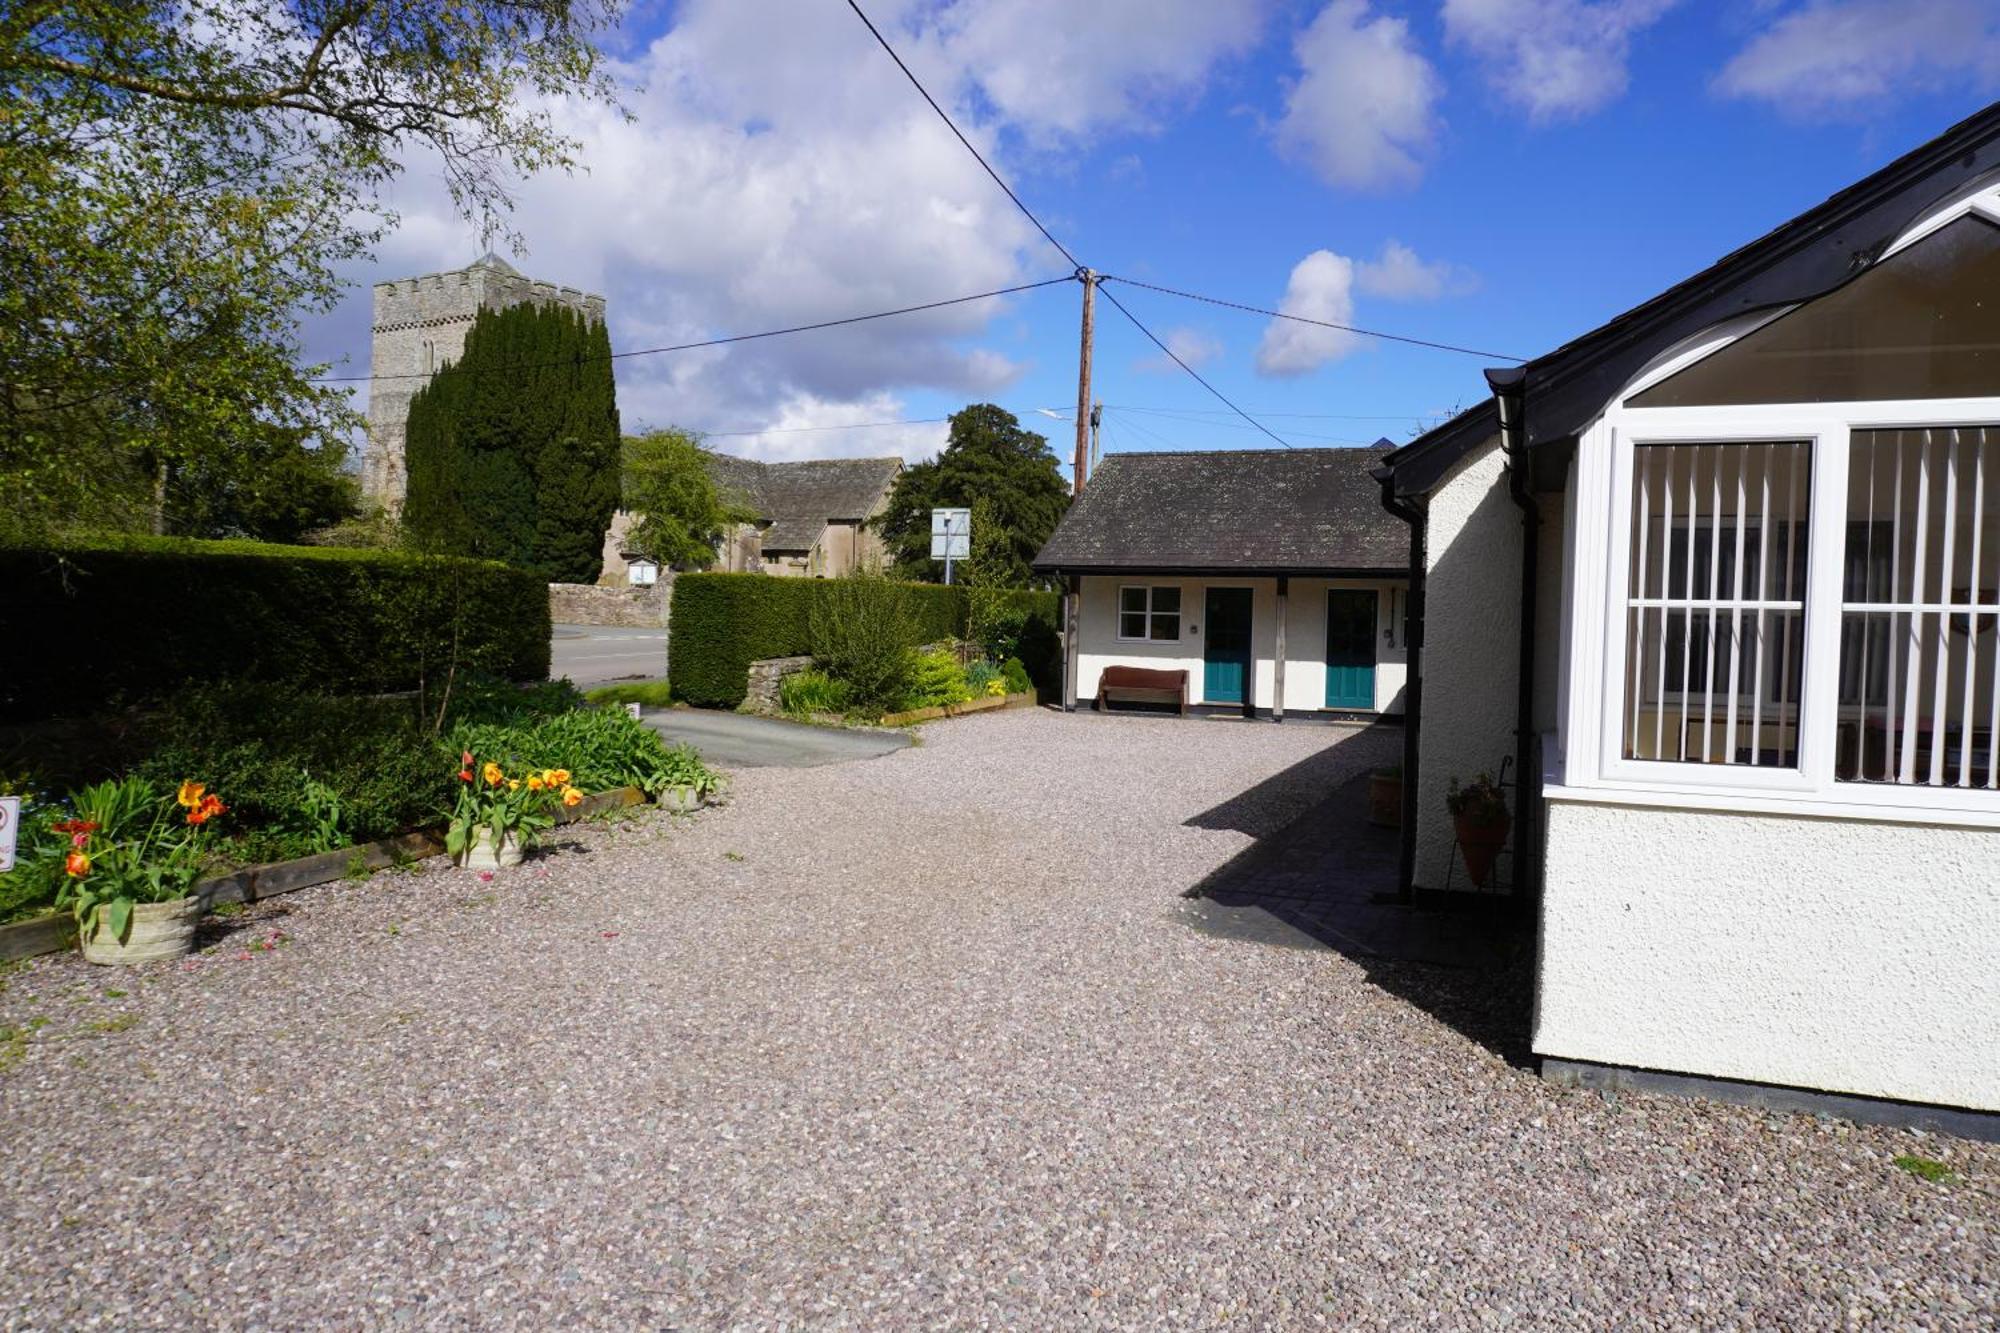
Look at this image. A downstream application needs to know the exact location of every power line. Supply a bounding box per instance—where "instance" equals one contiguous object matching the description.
[1096,284,1293,449]
[1109,403,1452,424]
[309,276,1074,384]
[703,417,949,439]
[1099,273,1526,362]
[842,0,1081,271]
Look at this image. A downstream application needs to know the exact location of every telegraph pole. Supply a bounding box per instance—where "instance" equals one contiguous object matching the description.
[1072,269,1095,495]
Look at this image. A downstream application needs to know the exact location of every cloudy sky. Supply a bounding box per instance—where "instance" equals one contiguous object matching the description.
[301,0,2000,473]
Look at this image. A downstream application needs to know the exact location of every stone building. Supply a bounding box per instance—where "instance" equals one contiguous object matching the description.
[601,453,902,584]
[359,253,607,508]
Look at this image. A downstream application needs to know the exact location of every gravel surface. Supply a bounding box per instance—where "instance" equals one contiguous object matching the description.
[1,710,1994,1329]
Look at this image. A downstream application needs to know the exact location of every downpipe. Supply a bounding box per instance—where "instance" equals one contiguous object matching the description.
[1487,366,1541,913]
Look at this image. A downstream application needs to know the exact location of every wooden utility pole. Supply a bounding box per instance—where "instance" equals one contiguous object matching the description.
[1072,269,1096,495]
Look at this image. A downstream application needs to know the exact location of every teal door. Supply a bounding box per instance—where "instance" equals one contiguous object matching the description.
[1324,589,1377,710]
[1202,587,1254,707]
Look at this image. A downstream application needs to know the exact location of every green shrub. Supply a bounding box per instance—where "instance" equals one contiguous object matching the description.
[901,650,972,711]
[448,706,717,797]
[1000,656,1032,694]
[584,680,673,709]
[0,537,550,722]
[809,576,924,710]
[965,659,1000,694]
[779,669,852,717]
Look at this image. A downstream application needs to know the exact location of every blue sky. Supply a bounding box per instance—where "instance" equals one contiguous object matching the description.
[307,1,2000,473]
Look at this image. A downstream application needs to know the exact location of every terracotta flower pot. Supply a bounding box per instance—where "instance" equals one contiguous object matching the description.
[1367,771,1403,827]
[1453,809,1511,889]
[82,897,201,966]
[455,826,524,871]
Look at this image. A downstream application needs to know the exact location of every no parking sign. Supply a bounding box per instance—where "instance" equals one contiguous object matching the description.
[0,796,16,873]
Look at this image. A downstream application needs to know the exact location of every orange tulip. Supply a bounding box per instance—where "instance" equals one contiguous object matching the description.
[550,769,571,786]
[187,794,227,826]
[561,787,583,808]
[177,780,205,809]
[483,762,504,787]
[527,774,545,791]
[65,851,90,877]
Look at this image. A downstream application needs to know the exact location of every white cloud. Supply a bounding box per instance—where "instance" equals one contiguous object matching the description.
[1715,0,2000,112]
[1273,1,1441,190]
[1255,250,1362,376]
[698,391,950,464]
[1139,325,1225,372]
[303,0,1260,463]
[1443,0,1678,122]
[1354,240,1475,301]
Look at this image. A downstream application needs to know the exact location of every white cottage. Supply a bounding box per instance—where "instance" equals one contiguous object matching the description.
[1379,105,2000,1129]
[1034,448,1409,720]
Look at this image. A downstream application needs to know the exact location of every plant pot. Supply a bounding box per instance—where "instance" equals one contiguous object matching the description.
[455,826,524,871]
[81,897,201,966]
[659,786,702,814]
[1453,810,1511,889]
[1367,771,1403,827]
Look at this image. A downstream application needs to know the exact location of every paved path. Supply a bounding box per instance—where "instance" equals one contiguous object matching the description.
[550,623,666,687]
[642,707,911,768]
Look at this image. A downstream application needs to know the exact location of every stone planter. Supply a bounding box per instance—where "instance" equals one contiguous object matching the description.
[1453,809,1511,889]
[1367,770,1403,827]
[82,898,202,966]
[455,826,524,871]
[659,786,706,814]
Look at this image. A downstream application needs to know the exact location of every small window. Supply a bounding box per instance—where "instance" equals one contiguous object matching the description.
[1118,585,1181,642]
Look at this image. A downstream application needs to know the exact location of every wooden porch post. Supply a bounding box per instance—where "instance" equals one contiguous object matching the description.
[1063,575,1081,712]
[1273,576,1288,723]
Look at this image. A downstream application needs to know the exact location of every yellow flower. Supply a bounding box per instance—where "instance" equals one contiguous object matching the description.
[177,780,206,809]
[551,769,571,786]
[507,778,520,791]
[527,774,545,791]
[561,786,583,808]
[482,761,503,787]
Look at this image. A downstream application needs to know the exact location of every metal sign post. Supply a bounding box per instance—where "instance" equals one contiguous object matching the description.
[930,507,971,585]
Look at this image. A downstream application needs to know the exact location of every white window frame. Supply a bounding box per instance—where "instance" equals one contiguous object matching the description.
[1116,584,1182,643]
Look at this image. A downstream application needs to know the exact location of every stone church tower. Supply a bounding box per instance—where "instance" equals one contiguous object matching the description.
[360,254,608,508]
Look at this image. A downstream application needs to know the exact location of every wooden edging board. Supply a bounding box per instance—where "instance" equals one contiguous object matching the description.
[879,691,1037,728]
[0,785,649,965]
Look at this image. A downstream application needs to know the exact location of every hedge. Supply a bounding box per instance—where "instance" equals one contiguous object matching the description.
[0,538,551,721]
[668,573,1060,708]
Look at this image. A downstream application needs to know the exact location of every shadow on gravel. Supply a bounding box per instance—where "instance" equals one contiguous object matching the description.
[1180,750,1536,1070]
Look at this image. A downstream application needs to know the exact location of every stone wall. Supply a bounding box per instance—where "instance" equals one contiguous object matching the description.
[743,655,814,714]
[548,580,671,629]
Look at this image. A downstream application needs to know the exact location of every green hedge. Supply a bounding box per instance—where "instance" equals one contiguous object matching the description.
[0,538,551,721]
[668,573,1059,708]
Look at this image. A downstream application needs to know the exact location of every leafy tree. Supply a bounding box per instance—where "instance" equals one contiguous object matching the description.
[403,302,619,581]
[621,429,757,571]
[876,404,1070,586]
[163,428,358,544]
[0,1,624,542]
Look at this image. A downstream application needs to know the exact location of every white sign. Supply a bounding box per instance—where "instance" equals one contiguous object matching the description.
[0,796,17,874]
[930,507,971,560]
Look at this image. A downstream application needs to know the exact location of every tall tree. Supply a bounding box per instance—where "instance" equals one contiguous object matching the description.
[403,302,620,581]
[0,1,624,542]
[621,429,756,571]
[876,404,1070,586]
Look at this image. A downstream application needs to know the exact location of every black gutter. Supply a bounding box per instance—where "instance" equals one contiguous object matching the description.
[1487,366,1541,912]
[1374,467,1424,903]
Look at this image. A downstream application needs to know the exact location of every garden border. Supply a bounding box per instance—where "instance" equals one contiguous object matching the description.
[0,785,651,965]
[879,691,1038,727]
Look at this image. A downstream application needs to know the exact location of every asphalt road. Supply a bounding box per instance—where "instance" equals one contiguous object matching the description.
[642,708,911,768]
[550,624,667,687]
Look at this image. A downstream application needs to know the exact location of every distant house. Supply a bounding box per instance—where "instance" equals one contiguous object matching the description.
[602,453,902,583]
[1378,105,2000,1123]
[1033,448,1409,718]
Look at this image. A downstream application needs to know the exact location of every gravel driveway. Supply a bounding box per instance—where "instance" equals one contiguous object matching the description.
[1,711,1994,1328]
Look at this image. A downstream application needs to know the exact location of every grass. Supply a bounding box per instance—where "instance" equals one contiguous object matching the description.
[1894,1154,1954,1183]
[585,680,672,709]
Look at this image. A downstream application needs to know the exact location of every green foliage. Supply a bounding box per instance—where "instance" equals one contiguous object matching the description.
[584,680,673,709]
[778,670,853,718]
[162,426,359,544]
[967,589,1063,692]
[965,660,1001,695]
[53,777,220,941]
[0,2,623,545]
[0,537,551,722]
[668,573,1049,708]
[1001,657,1033,695]
[621,430,757,570]
[1893,1155,1954,1183]
[875,404,1070,585]
[404,303,621,582]
[448,707,718,799]
[809,576,921,711]
[902,651,972,711]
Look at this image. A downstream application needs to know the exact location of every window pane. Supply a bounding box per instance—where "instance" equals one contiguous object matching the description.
[1151,586,1181,614]
[1120,587,1147,615]
[1628,216,2000,407]
[1623,441,1809,766]
[1149,612,1180,642]
[1119,612,1147,639]
[1837,426,2000,788]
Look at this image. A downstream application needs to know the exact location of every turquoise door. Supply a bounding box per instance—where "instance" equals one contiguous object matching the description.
[1324,589,1377,710]
[1202,587,1254,707]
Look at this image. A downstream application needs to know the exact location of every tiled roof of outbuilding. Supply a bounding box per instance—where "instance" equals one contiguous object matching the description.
[1032,447,1404,575]
[704,453,902,553]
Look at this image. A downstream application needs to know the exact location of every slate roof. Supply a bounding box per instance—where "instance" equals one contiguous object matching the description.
[704,453,902,553]
[1032,447,1405,575]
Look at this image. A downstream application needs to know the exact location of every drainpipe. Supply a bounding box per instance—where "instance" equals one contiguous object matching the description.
[1486,366,1541,911]
[1375,470,1424,904]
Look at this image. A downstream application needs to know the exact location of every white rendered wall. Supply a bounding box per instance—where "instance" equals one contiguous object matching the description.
[1413,437,1522,887]
[1537,798,2000,1111]
[1075,576,1406,713]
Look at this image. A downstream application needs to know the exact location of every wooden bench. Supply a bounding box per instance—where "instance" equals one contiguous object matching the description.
[1096,665,1188,714]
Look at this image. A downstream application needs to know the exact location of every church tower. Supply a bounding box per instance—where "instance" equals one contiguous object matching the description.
[359,254,608,509]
